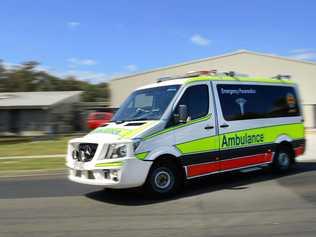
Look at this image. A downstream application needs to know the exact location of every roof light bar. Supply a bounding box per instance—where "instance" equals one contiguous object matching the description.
[156,70,248,83]
[185,70,217,77]
[156,70,218,83]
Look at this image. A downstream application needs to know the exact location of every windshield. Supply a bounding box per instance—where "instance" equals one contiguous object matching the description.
[112,85,180,122]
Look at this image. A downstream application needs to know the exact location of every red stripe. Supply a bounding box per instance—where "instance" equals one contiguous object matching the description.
[220,153,272,170]
[295,146,304,156]
[187,162,220,177]
[187,153,273,177]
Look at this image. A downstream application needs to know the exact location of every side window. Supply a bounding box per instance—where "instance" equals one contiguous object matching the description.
[176,84,209,120]
[217,84,300,121]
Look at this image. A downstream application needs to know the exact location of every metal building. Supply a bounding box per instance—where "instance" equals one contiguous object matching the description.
[0,91,82,135]
[110,50,316,128]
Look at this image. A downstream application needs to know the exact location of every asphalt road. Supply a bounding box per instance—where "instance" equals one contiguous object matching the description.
[0,160,316,237]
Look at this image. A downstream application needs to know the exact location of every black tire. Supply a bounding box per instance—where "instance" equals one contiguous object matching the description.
[272,146,294,173]
[145,161,182,197]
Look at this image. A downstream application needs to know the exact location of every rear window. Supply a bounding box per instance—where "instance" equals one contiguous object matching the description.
[217,84,300,121]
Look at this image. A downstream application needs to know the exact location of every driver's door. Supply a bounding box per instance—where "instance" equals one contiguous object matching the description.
[171,82,220,178]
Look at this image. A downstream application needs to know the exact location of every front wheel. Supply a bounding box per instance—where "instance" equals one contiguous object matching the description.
[145,161,182,196]
[272,146,294,173]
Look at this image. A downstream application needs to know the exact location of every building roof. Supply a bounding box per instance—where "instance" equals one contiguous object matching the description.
[0,91,82,109]
[111,50,316,82]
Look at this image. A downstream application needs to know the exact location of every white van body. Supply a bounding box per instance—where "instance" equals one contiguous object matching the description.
[66,73,305,194]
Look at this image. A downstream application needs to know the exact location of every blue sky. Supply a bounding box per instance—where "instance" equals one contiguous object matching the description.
[0,0,315,83]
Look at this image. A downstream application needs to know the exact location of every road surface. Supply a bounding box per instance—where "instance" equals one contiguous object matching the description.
[0,160,316,237]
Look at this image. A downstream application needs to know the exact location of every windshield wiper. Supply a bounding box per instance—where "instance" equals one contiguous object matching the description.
[129,118,152,121]
[111,120,125,124]
[111,118,155,123]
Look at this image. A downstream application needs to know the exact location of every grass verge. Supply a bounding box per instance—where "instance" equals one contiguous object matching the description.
[0,157,65,172]
[0,136,76,157]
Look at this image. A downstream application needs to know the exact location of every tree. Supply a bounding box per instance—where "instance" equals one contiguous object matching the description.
[0,60,110,102]
[0,60,7,92]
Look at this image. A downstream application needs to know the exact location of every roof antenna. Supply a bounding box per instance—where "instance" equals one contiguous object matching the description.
[224,71,236,77]
[157,76,173,83]
[222,71,248,79]
[273,74,291,80]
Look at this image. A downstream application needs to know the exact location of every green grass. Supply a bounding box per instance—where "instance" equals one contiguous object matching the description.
[0,136,81,172]
[0,136,76,157]
[0,157,65,171]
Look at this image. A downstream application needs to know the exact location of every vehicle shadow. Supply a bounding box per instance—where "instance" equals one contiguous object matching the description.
[85,161,316,206]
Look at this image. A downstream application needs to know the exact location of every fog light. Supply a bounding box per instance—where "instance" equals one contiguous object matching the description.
[111,169,119,177]
[110,169,119,181]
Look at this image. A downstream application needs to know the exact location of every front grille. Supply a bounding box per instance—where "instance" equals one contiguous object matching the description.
[73,143,98,162]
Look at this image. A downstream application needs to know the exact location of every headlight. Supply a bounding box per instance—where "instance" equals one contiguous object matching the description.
[72,150,79,160]
[108,144,127,159]
[132,138,142,152]
[116,145,127,157]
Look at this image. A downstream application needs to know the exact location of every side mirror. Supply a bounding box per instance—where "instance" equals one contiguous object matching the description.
[178,104,188,123]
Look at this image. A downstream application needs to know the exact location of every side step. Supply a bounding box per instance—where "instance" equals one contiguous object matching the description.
[240,167,262,173]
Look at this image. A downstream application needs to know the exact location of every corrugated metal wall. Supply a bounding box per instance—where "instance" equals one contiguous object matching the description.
[110,51,316,127]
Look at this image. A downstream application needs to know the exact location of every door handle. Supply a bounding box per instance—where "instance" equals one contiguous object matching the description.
[220,124,229,128]
[204,125,214,130]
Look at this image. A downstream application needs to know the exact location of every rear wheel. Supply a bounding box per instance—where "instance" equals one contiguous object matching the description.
[145,161,182,196]
[273,146,294,173]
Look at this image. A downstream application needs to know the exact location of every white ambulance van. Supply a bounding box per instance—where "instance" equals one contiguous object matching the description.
[66,71,305,195]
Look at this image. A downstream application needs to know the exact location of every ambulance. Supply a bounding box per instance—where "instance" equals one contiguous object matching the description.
[66,71,306,195]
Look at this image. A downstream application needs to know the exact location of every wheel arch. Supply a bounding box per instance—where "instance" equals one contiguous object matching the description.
[145,146,182,161]
[148,153,186,181]
[274,135,295,160]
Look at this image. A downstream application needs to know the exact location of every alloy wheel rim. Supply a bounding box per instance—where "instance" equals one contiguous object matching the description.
[154,170,172,189]
[278,152,290,168]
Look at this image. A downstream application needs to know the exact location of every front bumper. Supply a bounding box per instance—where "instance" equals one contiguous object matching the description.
[66,157,152,189]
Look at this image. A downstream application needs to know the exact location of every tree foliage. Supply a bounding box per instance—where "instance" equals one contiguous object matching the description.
[0,60,110,102]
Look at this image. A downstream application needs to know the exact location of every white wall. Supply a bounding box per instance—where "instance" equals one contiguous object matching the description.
[304,105,315,128]
[109,51,316,127]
